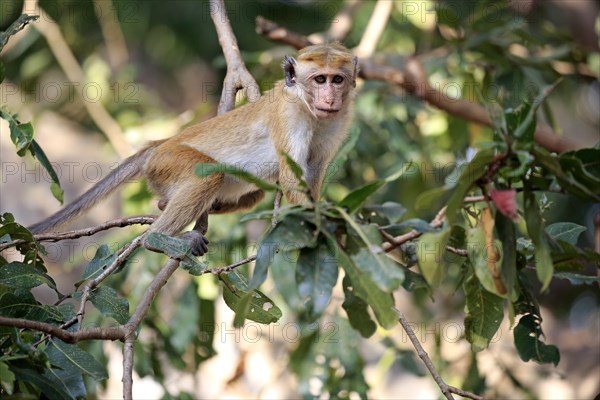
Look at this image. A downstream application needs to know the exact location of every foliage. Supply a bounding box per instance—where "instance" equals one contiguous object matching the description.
[1,1,599,399]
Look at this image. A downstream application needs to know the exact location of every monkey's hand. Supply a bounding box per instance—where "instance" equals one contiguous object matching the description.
[180,230,210,257]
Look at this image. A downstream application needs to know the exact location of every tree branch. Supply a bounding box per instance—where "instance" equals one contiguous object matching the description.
[210,0,260,114]
[72,236,144,328]
[93,0,129,70]
[122,336,135,400]
[326,0,362,42]
[354,0,393,58]
[0,216,157,252]
[0,316,124,343]
[392,307,485,400]
[381,206,446,252]
[254,17,580,153]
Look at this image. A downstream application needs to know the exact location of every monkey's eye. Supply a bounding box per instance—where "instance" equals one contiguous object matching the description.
[332,75,344,84]
[314,75,326,84]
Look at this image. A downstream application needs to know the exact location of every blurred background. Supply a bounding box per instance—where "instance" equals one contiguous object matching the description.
[1,0,598,398]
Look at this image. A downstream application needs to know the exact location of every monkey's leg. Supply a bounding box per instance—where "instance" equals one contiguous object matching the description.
[209,190,265,214]
[145,144,224,256]
[145,180,219,256]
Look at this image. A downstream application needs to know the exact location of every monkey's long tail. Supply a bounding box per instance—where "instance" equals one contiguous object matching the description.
[28,144,157,234]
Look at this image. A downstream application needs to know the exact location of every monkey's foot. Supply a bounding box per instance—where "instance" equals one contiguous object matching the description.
[181,230,209,256]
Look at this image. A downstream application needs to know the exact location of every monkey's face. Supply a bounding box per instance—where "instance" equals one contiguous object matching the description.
[283,44,358,120]
[310,72,349,120]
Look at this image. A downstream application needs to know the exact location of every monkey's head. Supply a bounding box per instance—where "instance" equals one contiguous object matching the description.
[283,43,358,120]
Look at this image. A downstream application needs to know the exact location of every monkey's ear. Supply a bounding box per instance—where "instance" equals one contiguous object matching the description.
[283,55,297,87]
[352,56,359,87]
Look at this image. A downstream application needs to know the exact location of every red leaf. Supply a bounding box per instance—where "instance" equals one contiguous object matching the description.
[490,189,519,221]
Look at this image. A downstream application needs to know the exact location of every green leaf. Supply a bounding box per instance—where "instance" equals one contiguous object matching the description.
[0,262,57,290]
[78,245,116,285]
[533,146,600,201]
[401,268,430,293]
[0,61,5,84]
[144,232,207,275]
[523,183,553,291]
[324,233,397,329]
[559,148,600,194]
[466,226,505,297]
[338,181,384,214]
[513,81,560,145]
[382,218,436,235]
[551,240,600,271]
[415,186,453,211]
[446,148,496,225]
[0,361,15,395]
[0,292,63,322]
[48,340,107,381]
[341,275,377,338]
[270,249,304,310]
[296,243,339,320]
[9,120,33,155]
[350,247,404,292]
[338,210,404,292]
[282,152,306,183]
[495,212,517,297]
[463,272,504,352]
[249,214,315,290]
[564,148,600,175]
[545,223,586,246]
[195,163,279,191]
[89,286,130,324]
[221,270,282,325]
[339,162,414,213]
[11,366,75,400]
[506,102,536,143]
[0,217,36,244]
[362,202,407,224]
[416,229,450,287]
[30,140,63,203]
[514,314,560,366]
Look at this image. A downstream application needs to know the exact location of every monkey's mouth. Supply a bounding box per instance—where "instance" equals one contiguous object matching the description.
[316,108,340,114]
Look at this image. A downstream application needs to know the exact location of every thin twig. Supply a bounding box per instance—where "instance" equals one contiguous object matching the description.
[207,255,257,275]
[392,307,485,400]
[0,216,156,252]
[463,195,486,204]
[254,17,579,153]
[75,236,144,326]
[381,206,446,252]
[93,0,129,70]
